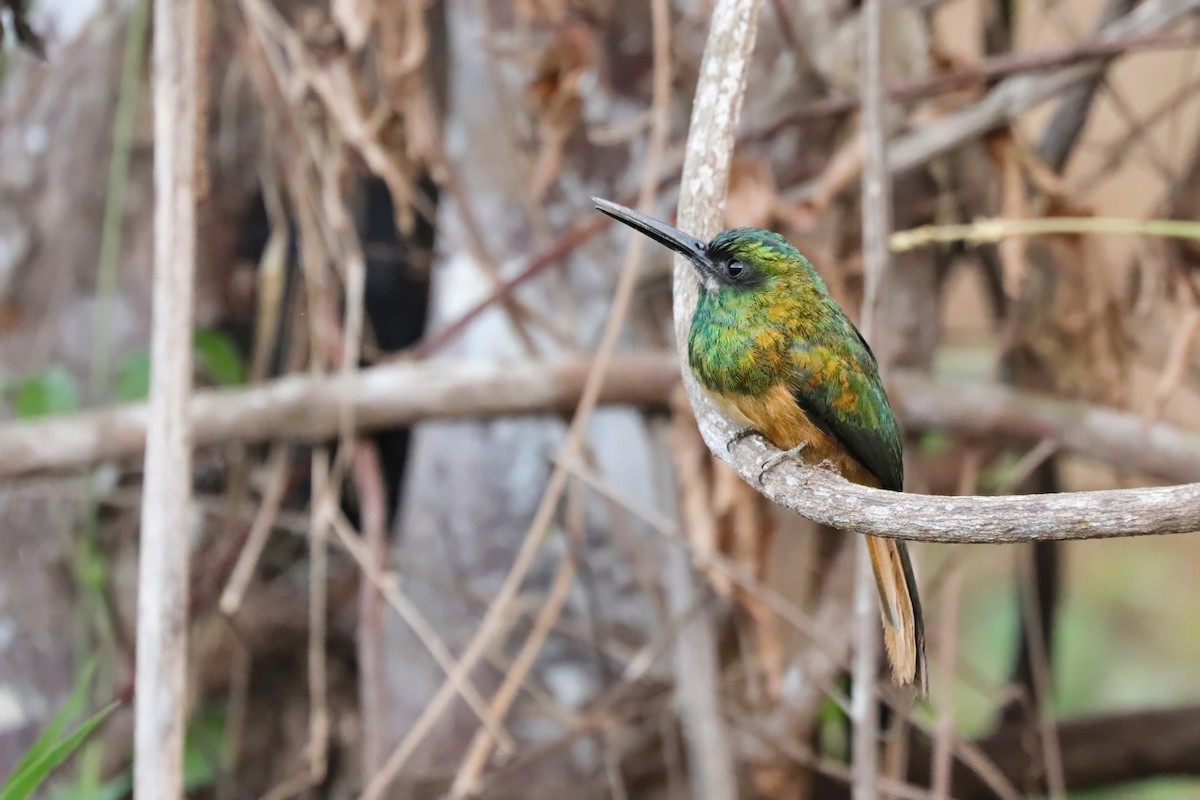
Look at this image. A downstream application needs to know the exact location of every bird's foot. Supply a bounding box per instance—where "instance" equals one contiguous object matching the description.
[758,443,808,485]
[725,427,763,453]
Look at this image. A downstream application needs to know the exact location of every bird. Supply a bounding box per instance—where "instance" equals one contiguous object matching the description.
[594,197,927,695]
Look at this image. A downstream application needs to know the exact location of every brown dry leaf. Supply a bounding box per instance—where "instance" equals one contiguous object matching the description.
[1006,226,1131,409]
[526,18,596,202]
[774,199,822,236]
[989,134,1029,301]
[725,156,780,229]
[711,458,785,696]
[1049,234,1131,406]
[803,134,867,216]
[1015,141,1072,203]
[668,392,727,591]
[332,0,377,51]
[1143,306,1200,423]
[731,502,784,697]
[0,302,23,333]
[526,18,596,112]
[669,396,787,695]
[515,0,572,25]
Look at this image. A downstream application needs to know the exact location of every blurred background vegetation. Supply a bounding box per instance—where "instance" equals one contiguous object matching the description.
[2,0,1200,798]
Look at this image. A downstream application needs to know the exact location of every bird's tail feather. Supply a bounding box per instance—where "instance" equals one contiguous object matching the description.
[865,535,928,696]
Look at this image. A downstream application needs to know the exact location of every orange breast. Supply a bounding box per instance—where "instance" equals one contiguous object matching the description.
[705,383,879,488]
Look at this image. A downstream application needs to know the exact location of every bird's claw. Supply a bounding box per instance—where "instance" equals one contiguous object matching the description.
[725,427,762,453]
[757,443,808,485]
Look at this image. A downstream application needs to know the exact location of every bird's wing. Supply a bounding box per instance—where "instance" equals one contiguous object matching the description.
[787,340,904,492]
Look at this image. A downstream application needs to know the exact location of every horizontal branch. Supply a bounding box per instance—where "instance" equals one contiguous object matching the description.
[782,0,1200,202]
[893,373,1200,484]
[700,382,1200,542]
[808,704,1200,798]
[3,354,1200,544]
[891,216,1200,251]
[1,355,1199,481]
[782,30,1199,122]
[885,0,1200,177]
[0,354,678,480]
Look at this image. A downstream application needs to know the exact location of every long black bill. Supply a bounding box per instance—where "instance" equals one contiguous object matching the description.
[592,198,714,273]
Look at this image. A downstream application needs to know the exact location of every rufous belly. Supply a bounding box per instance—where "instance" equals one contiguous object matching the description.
[703,383,878,488]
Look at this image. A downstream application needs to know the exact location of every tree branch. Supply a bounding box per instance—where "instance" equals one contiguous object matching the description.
[892,374,1200,484]
[715,410,1200,543]
[807,704,1200,799]
[783,0,1200,201]
[888,0,1199,177]
[0,355,678,480]
[673,0,1200,543]
[853,0,891,794]
[2,359,1200,542]
[669,0,763,797]
[134,0,203,796]
[780,29,1195,123]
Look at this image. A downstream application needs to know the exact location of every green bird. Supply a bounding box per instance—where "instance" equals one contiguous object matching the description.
[595,198,927,694]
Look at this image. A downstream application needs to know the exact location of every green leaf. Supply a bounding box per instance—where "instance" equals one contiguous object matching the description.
[181,710,225,791]
[3,662,95,786]
[193,329,246,387]
[0,661,115,800]
[0,702,118,800]
[47,703,227,800]
[114,352,151,402]
[13,368,78,419]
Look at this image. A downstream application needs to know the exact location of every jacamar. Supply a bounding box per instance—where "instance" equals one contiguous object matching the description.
[594,198,927,694]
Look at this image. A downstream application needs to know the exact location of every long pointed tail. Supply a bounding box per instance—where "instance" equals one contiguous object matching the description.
[865,535,928,696]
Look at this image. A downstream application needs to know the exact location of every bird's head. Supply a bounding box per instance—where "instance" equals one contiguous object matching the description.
[593,197,815,296]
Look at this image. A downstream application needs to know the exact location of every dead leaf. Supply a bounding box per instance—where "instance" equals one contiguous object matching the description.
[332,0,377,51]
[725,156,779,229]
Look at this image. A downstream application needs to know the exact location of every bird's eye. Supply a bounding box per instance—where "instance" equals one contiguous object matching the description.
[727,260,744,278]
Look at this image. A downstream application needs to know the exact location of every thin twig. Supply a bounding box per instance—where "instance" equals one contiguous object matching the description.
[327,512,514,753]
[307,450,332,786]
[565,457,1022,800]
[779,30,1200,122]
[994,440,1062,497]
[218,445,292,615]
[1017,547,1067,799]
[132,0,203,795]
[891,216,1200,251]
[352,443,390,779]
[410,216,609,358]
[449,551,577,796]
[854,1,891,796]
[667,409,741,800]
[93,0,152,400]
[1143,307,1200,423]
[931,567,963,800]
[363,0,680,789]
[867,0,1200,184]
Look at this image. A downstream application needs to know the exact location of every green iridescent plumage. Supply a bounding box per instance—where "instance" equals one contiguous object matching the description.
[592,198,927,694]
[686,227,904,491]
